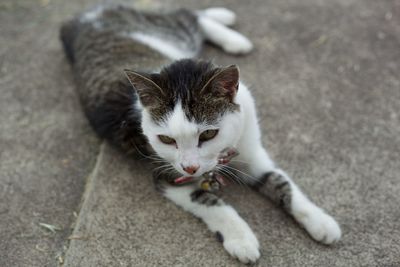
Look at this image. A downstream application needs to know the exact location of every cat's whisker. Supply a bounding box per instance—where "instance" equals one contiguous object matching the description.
[158,166,172,177]
[153,163,171,171]
[148,156,165,162]
[151,159,169,164]
[157,165,179,177]
[131,141,151,159]
[130,140,168,164]
[220,165,251,188]
[223,164,260,184]
[216,167,238,185]
[229,159,252,166]
[216,165,246,188]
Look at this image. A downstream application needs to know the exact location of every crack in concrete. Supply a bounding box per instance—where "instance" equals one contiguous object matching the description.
[61,142,106,266]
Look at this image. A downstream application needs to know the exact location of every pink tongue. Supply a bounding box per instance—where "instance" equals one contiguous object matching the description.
[174,176,193,184]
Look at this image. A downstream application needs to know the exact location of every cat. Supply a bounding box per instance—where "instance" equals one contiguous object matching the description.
[60,5,341,264]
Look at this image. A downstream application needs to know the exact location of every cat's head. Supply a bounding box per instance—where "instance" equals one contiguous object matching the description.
[125,60,242,177]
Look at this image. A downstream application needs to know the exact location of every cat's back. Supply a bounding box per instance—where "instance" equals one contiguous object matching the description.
[61,5,201,68]
[60,5,202,110]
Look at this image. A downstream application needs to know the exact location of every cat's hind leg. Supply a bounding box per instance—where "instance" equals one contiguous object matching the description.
[199,7,237,26]
[197,14,253,55]
[158,181,260,263]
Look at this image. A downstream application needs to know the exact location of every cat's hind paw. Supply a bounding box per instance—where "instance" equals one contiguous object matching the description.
[221,33,253,55]
[201,7,237,26]
[223,235,260,263]
[198,16,253,55]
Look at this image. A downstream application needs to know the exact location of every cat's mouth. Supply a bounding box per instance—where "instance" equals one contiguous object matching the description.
[173,168,212,184]
[173,171,228,189]
[174,176,196,184]
[173,147,239,185]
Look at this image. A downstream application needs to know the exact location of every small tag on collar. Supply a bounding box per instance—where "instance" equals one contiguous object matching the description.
[199,171,228,192]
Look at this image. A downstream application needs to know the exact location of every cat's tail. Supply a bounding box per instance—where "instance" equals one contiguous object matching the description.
[197,7,253,55]
[60,19,82,64]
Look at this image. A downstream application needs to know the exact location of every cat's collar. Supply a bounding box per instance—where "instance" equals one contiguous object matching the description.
[172,171,227,193]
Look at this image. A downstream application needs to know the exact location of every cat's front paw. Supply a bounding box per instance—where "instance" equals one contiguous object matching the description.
[223,233,260,263]
[302,210,342,244]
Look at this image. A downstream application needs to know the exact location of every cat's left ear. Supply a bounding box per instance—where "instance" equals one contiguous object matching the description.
[201,65,239,101]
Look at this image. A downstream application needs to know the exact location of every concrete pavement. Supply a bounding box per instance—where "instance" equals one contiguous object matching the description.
[1,0,399,266]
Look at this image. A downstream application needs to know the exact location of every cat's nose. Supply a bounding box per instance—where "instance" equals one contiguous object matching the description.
[181,164,199,175]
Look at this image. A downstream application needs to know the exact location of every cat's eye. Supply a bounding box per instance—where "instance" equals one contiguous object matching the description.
[199,129,219,143]
[158,135,176,145]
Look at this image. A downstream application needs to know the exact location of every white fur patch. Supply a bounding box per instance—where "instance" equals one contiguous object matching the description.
[128,32,195,60]
[198,16,253,54]
[289,179,342,244]
[80,6,104,22]
[201,7,237,26]
[166,103,198,137]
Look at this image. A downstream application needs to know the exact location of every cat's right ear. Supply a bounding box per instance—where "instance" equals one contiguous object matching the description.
[124,69,164,107]
[200,65,239,102]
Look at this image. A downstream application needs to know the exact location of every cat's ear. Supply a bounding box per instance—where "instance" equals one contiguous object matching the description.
[201,65,239,101]
[124,69,164,107]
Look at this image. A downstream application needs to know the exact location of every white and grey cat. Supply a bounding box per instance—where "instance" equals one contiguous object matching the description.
[61,5,341,263]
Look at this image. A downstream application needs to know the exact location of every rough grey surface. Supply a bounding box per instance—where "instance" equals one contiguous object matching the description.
[1,0,400,266]
[0,1,101,266]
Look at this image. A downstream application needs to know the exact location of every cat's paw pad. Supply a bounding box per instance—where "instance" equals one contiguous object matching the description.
[223,237,260,263]
[222,34,253,55]
[302,211,341,244]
